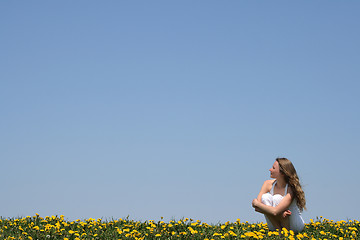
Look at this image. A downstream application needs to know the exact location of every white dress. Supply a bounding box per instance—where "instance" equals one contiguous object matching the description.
[261,180,305,232]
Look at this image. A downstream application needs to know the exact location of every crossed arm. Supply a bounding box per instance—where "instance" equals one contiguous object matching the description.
[252,180,292,217]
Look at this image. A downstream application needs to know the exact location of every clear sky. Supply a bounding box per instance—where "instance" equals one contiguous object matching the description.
[1,1,359,224]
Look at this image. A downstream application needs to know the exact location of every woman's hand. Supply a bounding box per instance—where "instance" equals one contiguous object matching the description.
[252,199,264,213]
[282,210,292,218]
[252,199,260,208]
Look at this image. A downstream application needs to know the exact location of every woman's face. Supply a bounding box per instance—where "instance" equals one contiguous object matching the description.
[269,161,282,179]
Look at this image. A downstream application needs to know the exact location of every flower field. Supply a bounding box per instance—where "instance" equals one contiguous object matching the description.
[0,215,358,240]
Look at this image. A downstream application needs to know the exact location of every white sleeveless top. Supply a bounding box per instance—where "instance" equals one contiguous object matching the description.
[270,180,305,232]
[270,180,288,196]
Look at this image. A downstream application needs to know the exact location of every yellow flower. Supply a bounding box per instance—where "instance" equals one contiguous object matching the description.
[297,233,304,238]
[228,230,237,236]
[188,227,198,234]
[245,232,257,237]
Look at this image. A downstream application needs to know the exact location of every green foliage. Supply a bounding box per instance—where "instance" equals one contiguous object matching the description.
[0,215,359,239]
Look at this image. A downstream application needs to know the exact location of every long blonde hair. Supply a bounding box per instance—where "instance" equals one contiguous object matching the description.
[276,158,306,211]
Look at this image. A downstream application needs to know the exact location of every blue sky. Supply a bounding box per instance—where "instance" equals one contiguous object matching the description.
[1,1,359,224]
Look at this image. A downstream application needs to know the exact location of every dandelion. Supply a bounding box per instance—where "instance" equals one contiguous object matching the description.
[0,214,359,239]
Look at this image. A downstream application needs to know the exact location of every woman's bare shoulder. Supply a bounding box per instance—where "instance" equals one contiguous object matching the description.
[287,184,294,195]
[264,179,276,185]
[261,179,275,190]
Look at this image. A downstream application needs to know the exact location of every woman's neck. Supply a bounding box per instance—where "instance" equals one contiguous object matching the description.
[275,177,287,188]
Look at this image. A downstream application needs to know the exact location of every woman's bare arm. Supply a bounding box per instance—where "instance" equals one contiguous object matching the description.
[256,180,274,201]
[253,192,293,216]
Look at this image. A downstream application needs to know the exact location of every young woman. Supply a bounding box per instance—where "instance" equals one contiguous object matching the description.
[252,158,306,233]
